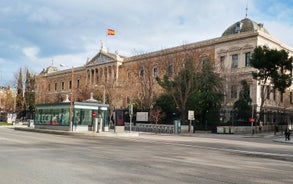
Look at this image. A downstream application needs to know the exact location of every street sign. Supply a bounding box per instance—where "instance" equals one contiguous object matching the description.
[188,110,195,120]
[249,118,255,123]
[92,112,97,118]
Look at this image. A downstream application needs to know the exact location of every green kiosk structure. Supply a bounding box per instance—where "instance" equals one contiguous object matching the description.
[34,98,109,132]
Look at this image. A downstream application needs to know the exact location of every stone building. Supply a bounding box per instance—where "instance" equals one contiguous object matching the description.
[35,18,293,126]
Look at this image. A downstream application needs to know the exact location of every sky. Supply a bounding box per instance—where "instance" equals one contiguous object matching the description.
[1,0,293,86]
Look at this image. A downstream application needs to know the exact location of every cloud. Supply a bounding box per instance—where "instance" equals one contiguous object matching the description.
[1,0,293,86]
[27,6,63,25]
[22,46,40,61]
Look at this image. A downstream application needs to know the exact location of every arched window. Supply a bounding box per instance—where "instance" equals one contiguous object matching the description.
[139,67,144,78]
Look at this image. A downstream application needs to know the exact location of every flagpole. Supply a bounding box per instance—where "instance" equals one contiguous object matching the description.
[105,30,108,47]
[105,29,115,49]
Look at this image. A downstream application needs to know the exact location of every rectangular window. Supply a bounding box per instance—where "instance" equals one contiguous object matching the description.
[153,67,158,77]
[69,80,72,89]
[231,85,237,98]
[220,56,225,70]
[232,54,238,68]
[168,64,173,76]
[273,89,276,101]
[77,79,80,88]
[127,72,131,80]
[61,81,65,91]
[54,83,57,91]
[48,84,51,92]
[202,58,209,66]
[248,85,251,98]
[280,92,283,103]
[245,52,251,67]
[290,92,293,104]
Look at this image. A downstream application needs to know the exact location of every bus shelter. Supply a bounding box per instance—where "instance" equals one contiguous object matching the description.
[34,101,109,132]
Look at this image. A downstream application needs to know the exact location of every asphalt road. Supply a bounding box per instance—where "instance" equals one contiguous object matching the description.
[0,127,293,184]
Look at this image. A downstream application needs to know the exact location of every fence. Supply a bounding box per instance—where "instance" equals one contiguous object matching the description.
[125,123,175,134]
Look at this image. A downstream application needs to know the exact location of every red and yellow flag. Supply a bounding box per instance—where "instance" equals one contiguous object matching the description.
[107,29,115,36]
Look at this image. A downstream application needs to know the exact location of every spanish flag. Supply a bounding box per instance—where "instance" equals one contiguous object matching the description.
[107,29,115,36]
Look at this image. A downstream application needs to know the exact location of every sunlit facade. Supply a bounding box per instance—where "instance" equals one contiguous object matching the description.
[35,18,293,128]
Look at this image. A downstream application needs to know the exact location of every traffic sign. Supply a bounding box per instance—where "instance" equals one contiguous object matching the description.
[92,112,97,118]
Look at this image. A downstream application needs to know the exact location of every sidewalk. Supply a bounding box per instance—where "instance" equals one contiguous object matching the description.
[13,126,293,144]
[272,136,293,144]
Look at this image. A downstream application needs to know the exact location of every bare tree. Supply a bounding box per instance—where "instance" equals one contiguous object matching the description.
[150,106,164,124]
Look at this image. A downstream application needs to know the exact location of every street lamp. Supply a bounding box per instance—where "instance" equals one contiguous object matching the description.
[60,64,74,131]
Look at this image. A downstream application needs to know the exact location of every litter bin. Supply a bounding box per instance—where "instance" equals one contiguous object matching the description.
[28,119,34,128]
[174,120,181,134]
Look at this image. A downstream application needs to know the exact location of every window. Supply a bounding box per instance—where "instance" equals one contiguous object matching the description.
[77,79,80,88]
[202,58,209,66]
[69,80,72,89]
[54,83,57,91]
[139,68,144,78]
[235,21,242,33]
[153,66,158,77]
[167,64,173,76]
[127,72,131,80]
[220,56,225,70]
[248,85,251,98]
[61,81,65,91]
[245,52,251,67]
[231,85,237,98]
[280,92,283,103]
[290,92,293,104]
[232,54,238,68]
[48,84,51,92]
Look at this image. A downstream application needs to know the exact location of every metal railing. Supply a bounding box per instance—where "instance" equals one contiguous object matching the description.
[125,123,174,134]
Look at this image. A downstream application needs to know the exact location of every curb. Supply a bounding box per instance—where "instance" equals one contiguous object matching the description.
[272,137,293,144]
[14,127,140,137]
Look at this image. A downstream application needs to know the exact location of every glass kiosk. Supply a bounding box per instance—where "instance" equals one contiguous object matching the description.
[34,101,109,132]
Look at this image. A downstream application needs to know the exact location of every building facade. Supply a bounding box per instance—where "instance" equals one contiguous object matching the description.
[35,18,293,127]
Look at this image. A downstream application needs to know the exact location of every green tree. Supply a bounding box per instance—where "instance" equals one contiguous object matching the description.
[250,46,293,115]
[188,60,224,130]
[155,94,177,123]
[16,68,24,118]
[157,56,198,124]
[24,69,35,119]
[233,80,252,124]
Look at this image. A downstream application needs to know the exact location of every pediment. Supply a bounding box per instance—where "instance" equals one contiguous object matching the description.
[86,52,115,66]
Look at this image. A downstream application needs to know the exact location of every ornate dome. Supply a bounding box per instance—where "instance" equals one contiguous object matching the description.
[40,65,58,74]
[222,18,269,37]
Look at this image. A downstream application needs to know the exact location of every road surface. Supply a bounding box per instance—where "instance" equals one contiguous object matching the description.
[0,127,292,184]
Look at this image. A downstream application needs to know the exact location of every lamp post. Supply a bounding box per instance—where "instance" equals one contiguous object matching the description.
[61,64,74,131]
[70,66,74,131]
